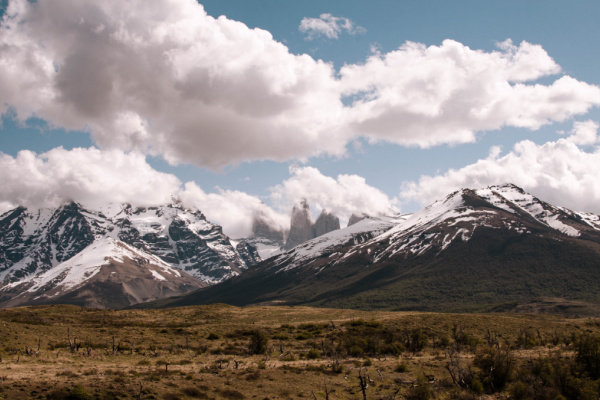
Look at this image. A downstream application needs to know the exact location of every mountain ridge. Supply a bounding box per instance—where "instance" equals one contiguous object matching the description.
[0,201,259,308]
[149,183,600,312]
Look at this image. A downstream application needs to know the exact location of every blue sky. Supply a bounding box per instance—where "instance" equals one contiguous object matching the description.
[1,0,600,237]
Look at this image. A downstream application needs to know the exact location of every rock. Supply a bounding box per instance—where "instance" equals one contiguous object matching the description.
[347,213,368,227]
[313,209,340,237]
[284,199,313,250]
[251,212,285,244]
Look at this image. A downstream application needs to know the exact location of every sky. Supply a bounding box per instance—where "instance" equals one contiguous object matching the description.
[1,0,600,238]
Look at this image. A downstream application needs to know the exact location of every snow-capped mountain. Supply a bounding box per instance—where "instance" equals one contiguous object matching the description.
[158,184,600,312]
[0,201,260,308]
[343,183,600,265]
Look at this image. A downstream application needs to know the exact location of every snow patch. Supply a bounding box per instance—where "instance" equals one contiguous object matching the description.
[150,269,167,281]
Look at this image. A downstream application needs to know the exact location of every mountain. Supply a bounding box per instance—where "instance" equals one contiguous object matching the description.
[313,209,341,237]
[241,200,342,260]
[0,202,260,308]
[238,211,287,261]
[347,213,368,227]
[151,184,600,312]
[283,200,341,250]
[284,199,314,250]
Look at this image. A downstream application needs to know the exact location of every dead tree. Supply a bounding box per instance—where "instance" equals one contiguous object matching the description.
[445,346,472,390]
[324,383,332,400]
[67,328,78,352]
[312,383,332,400]
[358,368,369,400]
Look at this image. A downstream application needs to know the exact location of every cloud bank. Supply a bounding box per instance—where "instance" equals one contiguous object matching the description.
[0,147,395,238]
[1,0,599,168]
[178,183,289,239]
[299,13,366,40]
[270,166,398,224]
[0,147,180,212]
[339,39,599,147]
[401,121,600,214]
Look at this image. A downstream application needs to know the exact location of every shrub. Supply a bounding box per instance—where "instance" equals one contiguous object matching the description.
[407,375,432,400]
[473,346,514,393]
[68,385,92,400]
[575,333,600,379]
[408,329,428,353]
[219,389,245,399]
[248,330,269,355]
[395,363,408,373]
[306,349,321,359]
[181,387,207,398]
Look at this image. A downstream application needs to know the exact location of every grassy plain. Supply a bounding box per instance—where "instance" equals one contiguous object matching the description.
[0,304,599,399]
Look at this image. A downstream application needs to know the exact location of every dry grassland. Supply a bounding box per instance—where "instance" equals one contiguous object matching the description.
[0,304,597,399]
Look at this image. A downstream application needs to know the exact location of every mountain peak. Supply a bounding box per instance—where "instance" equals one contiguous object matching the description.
[313,209,340,238]
[284,199,314,250]
[0,201,261,308]
[171,184,600,312]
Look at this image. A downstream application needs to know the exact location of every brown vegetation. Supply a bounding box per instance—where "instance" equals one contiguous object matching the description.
[0,304,599,399]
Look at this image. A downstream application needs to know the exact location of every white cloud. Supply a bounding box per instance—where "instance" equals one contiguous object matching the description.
[0,0,599,168]
[179,183,288,239]
[401,125,600,213]
[0,147,181,212]
[340,39,600,147]
[270,165,398,223]
[0,0,346,168]
[299,13,366,40]
[562,119,599,146]
[0,146,289,239]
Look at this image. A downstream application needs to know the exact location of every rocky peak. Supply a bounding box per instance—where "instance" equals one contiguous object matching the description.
[283,201,342,250]
[251,212,285,244]
[284,199,313,250]
[347,213,368,227]
[313,209,340,238]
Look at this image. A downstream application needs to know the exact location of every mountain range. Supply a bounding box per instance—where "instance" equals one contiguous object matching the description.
[2,183,600,312]
[0,202,258,308]
[149,184,600,312]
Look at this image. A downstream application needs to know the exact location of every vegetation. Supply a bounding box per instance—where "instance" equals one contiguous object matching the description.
[1,304,600,398]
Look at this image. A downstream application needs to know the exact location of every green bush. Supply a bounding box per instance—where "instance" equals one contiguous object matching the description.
[473,346,514,393]
[395,363,408,373]
[248,330,269,355]
[306,349,321,359]
[575,333,600,379]
[407,375,432,400]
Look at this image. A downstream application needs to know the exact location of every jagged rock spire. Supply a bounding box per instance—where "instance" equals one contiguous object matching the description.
[313,209,340,237]
[284,199,313,250]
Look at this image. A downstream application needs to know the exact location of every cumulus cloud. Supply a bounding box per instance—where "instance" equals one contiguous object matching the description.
[0,0,345,168]
[1,0,600,168]
[299,13,366,40]
[562,119,599,145]
[340,39,600,147]
[0,146,290,238]
[270,165,398,223]
[179,183,288,239]
[0,147,181,212]
[401,125,600,213]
